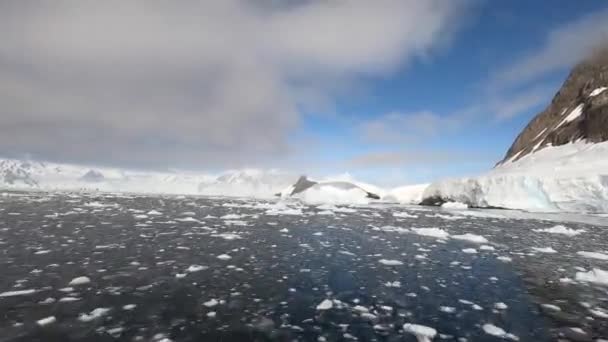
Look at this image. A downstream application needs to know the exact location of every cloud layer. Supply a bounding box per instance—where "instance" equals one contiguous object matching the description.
[0,0,465,169]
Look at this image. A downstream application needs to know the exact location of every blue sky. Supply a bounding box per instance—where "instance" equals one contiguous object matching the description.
[1,1,608,184]
[293,0,608,185]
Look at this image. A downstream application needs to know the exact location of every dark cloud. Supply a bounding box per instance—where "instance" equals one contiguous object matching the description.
[0,0,467,170]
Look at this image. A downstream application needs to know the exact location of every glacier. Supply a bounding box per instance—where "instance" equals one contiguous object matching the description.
[421,141,608,213]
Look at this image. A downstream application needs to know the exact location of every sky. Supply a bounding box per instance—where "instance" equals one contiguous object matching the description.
[1,0,608,186]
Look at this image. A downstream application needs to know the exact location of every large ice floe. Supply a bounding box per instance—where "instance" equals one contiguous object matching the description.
[421,141,608,213]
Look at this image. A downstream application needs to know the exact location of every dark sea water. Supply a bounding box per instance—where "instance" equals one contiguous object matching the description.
[0,192,607,341]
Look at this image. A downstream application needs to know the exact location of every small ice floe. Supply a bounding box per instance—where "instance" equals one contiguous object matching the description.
[482,324,519,340]
[378,259,403,266]
[186,265,208,273]
[313,232,323,236]
[147,210,162,216]
[494,302,508,310]
[78,308,111,322]
[39,297,56,304]
[532,225,585,236]
[221,214,244,220]
[122,304,136,310]
[385,281,401,288]
[576,251,608,261]
[203,299,219,307]
[133,214,148,220]
[532,247,557,254]
[338,250,356,256]
[540,303,561,312]
[393,212,418,219]
[439,306,456,313]
[480,245,495,251]
[497,256,512,263]
[451,233,488,244]
[575,268,608,286]
[411,228,449,239]
[266,208,303,216]
[59,297,81,302]
[279,228,289,233]
[316,299,333,310]
[0,289,37,297]
[589,307,608,319]
[207,311,217,318]
[211,233,241,240]
[462,248,477,254]
[217,254,232,261]
[68,276,91,286]
[402,323,437,342]
[36,316,57,326]
[34,250,51,255]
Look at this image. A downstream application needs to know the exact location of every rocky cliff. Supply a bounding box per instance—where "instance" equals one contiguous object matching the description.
[498,46,608,165]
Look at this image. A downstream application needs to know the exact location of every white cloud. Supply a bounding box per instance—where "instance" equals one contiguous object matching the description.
[0,0,467,169]
[490,7,608,89]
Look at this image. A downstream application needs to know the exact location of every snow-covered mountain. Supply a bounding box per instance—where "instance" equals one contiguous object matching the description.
[0,157,214,195]
[198,169,298,198]
[420,48,608,213]
[499,46,608,165]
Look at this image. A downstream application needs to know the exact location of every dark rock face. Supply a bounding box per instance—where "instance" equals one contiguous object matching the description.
[498,46,608,165]
[290,176,318,196]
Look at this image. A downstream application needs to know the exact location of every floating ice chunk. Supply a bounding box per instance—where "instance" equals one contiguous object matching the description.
[123,304,136,310]
[497,256,512,262]
[451,233,488,244]
[211,233,241,240]
[480,245,495,251]
[217,254,232,260]
[385,281,401,288]
[186,265,208,273]
[402,323,437,342]
[59,297,80,302]
[147,210,162,215]
[576,268,608,286]
[533,225,585,236]
[439,306,456,313]
[393,212,418,219]
[0,289,37,297]
[441,202,468,210]
[279,228,289,233]
[532,247,557,254]
[34,250,51,255]
[207,311,217,318]
[462,248,477,254]
[482,324,519,341]
[266,208,303,215]
[576,251,608,260]
[221,214,243,220]
[78,308,111,322]
[379,259,403,266]
[134,214,148,219]
[68,276,91,286]
[36,316,56,326]
[411,228,450,239]
[589,307,608,319]
[316,299,333,310]
[204,299,219,307]
[494,302,508,310]
[540,304,561,312]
